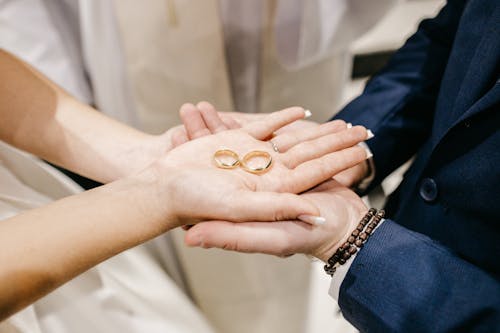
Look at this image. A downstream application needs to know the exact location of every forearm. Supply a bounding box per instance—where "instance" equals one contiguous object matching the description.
[0,171,171,319]
[333,0,465,187]
[0,49,164,183]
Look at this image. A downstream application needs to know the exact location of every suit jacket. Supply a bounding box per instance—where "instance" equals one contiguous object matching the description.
[333,0,500,331]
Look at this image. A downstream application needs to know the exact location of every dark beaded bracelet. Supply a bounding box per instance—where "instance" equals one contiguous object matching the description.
[325,208,376,268]
[324,208,385,276]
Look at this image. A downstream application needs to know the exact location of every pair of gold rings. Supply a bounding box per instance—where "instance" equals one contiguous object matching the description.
[213,149,273,174]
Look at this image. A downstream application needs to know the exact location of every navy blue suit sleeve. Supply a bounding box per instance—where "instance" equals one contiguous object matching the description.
[339,220,500,333]
[333,0,466,190]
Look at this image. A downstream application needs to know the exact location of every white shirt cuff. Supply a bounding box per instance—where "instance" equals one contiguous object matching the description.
[328,252,355,301]
[328,219,385,301]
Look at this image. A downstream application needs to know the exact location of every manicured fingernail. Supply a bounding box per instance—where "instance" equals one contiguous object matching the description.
[304,110,312,118]
[298,215,326,226]
[366,129,375,139]
[346,123,353,129]
[365,148,373,159]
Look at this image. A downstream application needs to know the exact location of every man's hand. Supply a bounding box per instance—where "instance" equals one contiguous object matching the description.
[334,161,370,188]
[184,180,368,262]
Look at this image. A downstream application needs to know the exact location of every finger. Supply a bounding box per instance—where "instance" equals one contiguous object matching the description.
[333,163,367,188]
[281,126,368,168]
[179,103,211,139]
[271,120,347,153]
[185,220,313,256]
[221,190,320,223]
[244,107,309,140]
[170,127,189,147]
[197,101,228,133]
[287,145,369,193]
[219,113,241,129]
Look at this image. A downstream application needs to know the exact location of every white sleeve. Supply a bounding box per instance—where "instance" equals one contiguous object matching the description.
[274,0,398,69]
[328,219,386,301]
[328,253,356,301]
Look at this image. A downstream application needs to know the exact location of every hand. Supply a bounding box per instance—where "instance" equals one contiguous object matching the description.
[144,107,370,229]
[183,180,367,262]
[147,102,242,156]
[177,102,369,194]
[123,102,241,180]
[219,111,317,138]
[334,161,370,188]
[216,111,371,188]
[193,104,367,169]
[165,102,242,148]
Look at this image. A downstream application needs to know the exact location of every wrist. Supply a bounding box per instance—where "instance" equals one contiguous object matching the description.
[315,203,368,263]
[130,161,179,231]
[110,129,176,182]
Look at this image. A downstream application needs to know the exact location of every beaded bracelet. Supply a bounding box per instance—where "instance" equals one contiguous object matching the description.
[324,208,385,276]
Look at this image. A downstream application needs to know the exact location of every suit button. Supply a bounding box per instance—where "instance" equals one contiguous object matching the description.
[420,178,438,203]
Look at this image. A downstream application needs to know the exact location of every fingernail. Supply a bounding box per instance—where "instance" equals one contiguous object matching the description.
[346,123,353,129]
[365,148,373,159]
[298,215,326,226]
[304,110,312,118]
[366,129,375,139]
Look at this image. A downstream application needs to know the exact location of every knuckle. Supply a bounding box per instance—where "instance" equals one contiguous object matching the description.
[273,207,286,221]
[222,241,236,251]
[316,158,332,178]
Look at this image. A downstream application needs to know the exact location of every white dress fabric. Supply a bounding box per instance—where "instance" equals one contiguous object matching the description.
[0,142,215,333]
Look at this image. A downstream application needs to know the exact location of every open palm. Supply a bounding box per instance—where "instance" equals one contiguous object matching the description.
[154,108,369,227]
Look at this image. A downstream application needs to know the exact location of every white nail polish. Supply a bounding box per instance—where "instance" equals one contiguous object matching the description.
[298,215,326,226]
[346,123,353,129]
[304,110,312,118]
[366,129,375,139]
[365,149,373,159]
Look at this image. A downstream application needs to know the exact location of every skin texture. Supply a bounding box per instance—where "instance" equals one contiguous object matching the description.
[0,51,369,319]
[184,180,368,262]
[219,111,370,187]
[181,105,371,262]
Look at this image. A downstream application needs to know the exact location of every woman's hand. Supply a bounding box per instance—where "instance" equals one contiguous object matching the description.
[145,107,371,229]
[138,103,242,172]
[183,180,367,262]
[212,110,373,189]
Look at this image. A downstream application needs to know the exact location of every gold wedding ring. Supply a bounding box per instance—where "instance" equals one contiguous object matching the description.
[213,149,240,169]
[240,150,273,174]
